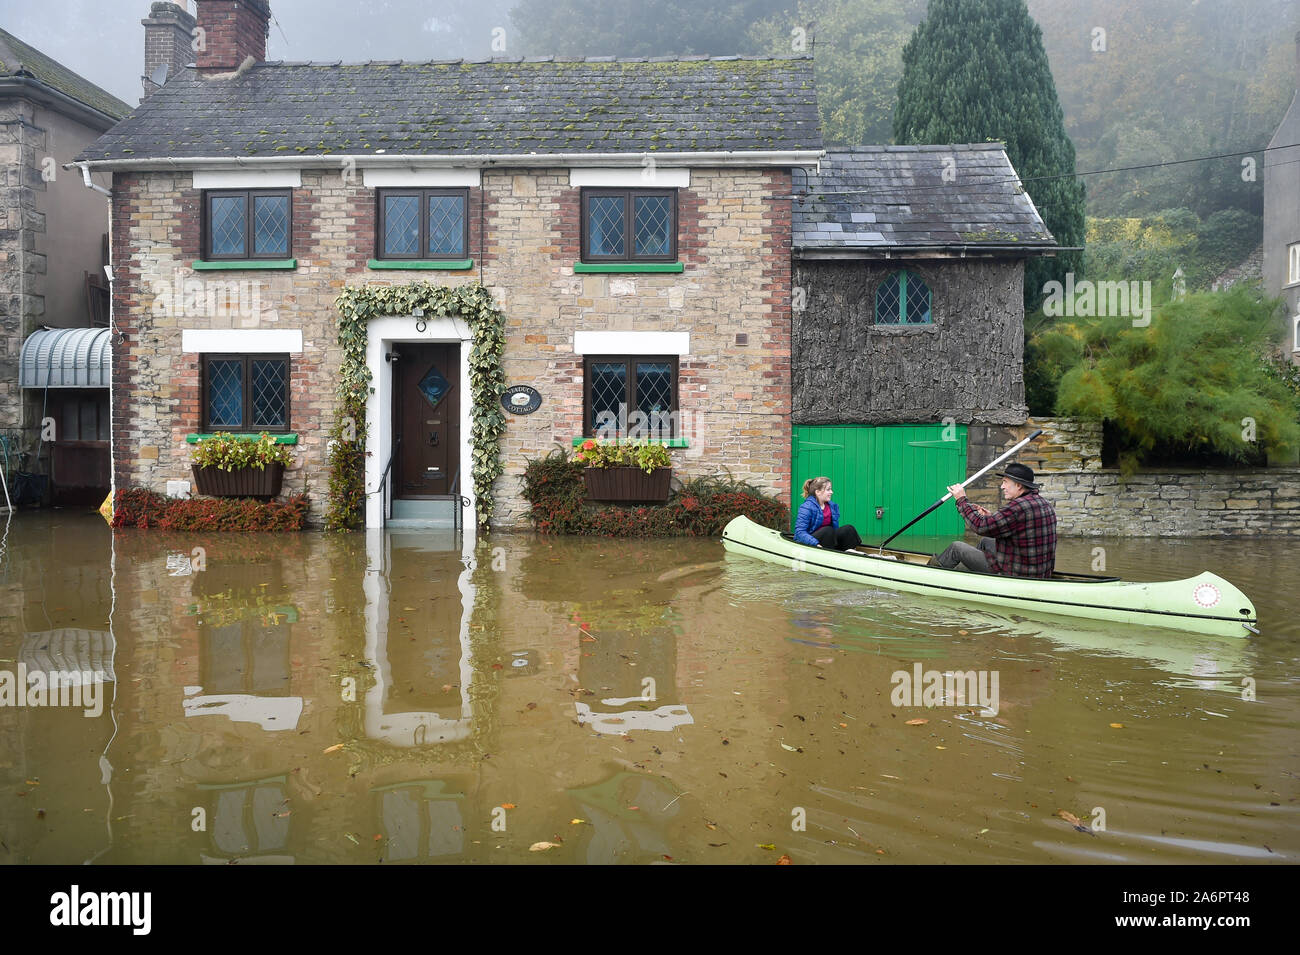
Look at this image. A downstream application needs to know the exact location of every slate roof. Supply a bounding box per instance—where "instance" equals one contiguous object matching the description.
[0,27,132,122]
[794,145,1055,255]
[77,56,821,163]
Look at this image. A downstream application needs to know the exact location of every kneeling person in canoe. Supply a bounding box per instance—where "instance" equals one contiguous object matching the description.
[794,477,863,551]
[930,464,1057,577]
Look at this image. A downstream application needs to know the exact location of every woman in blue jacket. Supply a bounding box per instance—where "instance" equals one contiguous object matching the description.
[794,477,862,550]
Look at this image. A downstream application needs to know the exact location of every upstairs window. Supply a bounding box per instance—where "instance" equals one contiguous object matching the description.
[204,190,291,260]
[1289,243,1300,285]
[875,270,932,325]
[202,354,290,432]
[581,188,676,262]
[377,189,468,260]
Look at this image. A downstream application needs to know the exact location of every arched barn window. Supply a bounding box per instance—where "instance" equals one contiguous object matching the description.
[875,270,932,325]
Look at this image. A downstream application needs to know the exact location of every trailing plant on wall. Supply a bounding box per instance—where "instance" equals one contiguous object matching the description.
[327,282,506,531]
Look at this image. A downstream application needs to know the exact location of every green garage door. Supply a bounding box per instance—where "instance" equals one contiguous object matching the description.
[791,423,968,543]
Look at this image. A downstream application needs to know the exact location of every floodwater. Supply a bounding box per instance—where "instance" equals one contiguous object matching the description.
[0,511,1296,865]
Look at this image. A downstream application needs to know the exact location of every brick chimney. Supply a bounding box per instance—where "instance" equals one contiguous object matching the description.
[194,0,271,73]
[142,2,198,97]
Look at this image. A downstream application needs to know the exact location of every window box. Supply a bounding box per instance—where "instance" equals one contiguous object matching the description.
[583,466,672,503]
[191,462,285,498]
[581,188,677,263]
[203,190,292,261]
[376,188,469,261]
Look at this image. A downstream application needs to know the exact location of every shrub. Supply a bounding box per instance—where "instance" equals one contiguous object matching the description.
[520,448,786,537]
[112,487,309,531]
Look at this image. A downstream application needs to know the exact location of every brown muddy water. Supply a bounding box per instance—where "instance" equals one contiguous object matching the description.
[0,510,1296,865]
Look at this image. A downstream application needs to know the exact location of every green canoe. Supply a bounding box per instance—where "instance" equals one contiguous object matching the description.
[720,516,1258,638]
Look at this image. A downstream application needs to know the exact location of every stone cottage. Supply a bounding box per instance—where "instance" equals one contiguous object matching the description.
[74,0,822,531]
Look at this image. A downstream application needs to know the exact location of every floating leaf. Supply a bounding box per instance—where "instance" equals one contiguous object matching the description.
[570,818,586,825]
[1109,723,1124,729]
[776,854,793,865]
[529,841,560,851]
[905,718,928,726]
[1055,809,1091,833]
[323,743,344,754]
[344,832,360,845]
[500,803,516,810]
[757,843,776,850]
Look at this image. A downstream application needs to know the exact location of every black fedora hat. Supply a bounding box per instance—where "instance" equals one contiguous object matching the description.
[997,462,1039,490]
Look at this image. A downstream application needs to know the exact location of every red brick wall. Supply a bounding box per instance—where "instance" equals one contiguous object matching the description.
[195,0,270,71]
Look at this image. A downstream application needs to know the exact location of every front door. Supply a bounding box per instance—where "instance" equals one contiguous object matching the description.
[393,343,459,498]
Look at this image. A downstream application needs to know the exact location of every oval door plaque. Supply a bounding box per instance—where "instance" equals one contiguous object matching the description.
[501,385,542,415]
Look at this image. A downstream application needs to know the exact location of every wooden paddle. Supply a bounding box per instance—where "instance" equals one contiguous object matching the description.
[878,429,1044,550]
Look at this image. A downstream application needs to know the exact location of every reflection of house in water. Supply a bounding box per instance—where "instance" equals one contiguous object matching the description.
[568,771,683,864]
[182,555,303,732]
[199,776,293,865]
[573,626,694,734]
[362,530,477,747]
[372,779,473,863]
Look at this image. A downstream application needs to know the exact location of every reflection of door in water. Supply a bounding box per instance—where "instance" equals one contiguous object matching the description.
[385,546,465,717]
[394,343,459,497]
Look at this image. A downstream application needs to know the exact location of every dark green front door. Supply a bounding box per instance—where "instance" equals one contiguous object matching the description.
[791,424,967,544]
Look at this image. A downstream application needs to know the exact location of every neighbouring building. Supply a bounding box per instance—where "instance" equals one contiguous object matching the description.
[1,26,130,504]
[1264,29,1300,362]
[789,145,1055,537]
[1,27,130,504]
[75,0,822,532]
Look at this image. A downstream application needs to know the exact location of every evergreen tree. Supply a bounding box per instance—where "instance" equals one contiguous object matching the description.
[893,0,1085,306]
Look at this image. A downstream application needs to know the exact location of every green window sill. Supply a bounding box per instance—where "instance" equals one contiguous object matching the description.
[368,258,474,270]
[572,436,689,448]
[573,262,684,274]
[192,259,297,270]
[186,433,298,444]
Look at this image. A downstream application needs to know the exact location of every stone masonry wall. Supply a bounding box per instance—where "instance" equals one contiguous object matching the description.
[112,166,792,528]
[1037,469,1300,537]
[966,417,1299,536]
[0,97,46,442]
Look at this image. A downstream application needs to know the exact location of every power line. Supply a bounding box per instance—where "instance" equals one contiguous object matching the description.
[788,142,1294,201]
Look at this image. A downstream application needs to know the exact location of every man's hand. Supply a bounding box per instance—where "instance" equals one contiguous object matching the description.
[947,483,967,501]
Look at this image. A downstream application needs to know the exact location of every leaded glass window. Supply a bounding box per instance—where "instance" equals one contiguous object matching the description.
[377,189,468,260]
[203,355,290,433]
[581,189,677,262]
[204,190,293,260]
[585,356,679,437]
[875,270,932,325]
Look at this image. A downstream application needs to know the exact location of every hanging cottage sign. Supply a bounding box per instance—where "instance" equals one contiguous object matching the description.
[500,386,542,415]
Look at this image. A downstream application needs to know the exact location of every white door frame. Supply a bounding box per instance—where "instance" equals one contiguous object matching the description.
[363,315,474,533]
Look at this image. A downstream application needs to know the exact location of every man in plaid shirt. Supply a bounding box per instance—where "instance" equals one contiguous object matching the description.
[929,463,1057,578]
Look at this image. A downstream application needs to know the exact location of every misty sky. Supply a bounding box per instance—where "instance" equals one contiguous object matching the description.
[2,0,520,106]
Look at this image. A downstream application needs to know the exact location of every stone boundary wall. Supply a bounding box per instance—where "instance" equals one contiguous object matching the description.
[1038,469,1300,537]
[969,417,1298,536]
